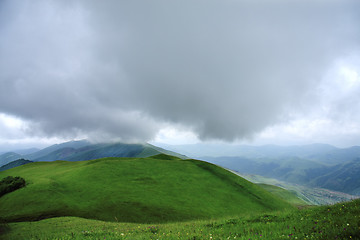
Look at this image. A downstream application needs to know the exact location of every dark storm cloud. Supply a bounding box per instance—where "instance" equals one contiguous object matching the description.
[0,0,359,142]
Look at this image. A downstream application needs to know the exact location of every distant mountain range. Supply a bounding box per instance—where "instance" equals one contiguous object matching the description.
[0,140,187,171]
[156,143,360,196]
[0,159,33,172]
[2,141,360,197]
[158,143,360,165]
[203,156,360,195]
[310,158,360,195]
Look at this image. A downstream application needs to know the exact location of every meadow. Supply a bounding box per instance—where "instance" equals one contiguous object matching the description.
[0,154,359,239]
[1,199,359,239]
[0,155,292,223]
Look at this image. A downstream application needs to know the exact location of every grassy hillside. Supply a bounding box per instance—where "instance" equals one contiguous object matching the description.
[0,155,292,223]
[2,199,359,239]
[141,143,188,159]
[257,183,308,207]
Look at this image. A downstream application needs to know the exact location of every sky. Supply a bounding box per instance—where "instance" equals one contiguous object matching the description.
[0,0,360,151]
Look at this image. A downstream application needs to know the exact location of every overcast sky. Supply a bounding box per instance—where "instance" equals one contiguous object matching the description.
[0,0,360,150]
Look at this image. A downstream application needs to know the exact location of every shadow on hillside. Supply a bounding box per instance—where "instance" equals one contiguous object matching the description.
[0,218,10,236]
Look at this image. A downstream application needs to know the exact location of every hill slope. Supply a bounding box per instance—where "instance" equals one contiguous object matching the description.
[2,198,359,240]
[0,155,292,223]
[256,183,308,206]
[310,158,360,195]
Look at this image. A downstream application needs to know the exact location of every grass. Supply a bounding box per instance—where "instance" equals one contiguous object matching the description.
[257,183,309,207]
[0,155,292,223]
[1,199,359,239]
[0,155,359,239]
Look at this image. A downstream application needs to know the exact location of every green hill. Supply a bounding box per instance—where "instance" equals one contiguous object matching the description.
[257,183,308,206]
[0,155,292,223]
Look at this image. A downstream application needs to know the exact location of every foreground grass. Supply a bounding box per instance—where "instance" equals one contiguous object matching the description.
[2,199,359,240]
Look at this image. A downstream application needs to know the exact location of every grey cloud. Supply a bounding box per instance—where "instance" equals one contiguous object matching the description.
[0,0,359,142]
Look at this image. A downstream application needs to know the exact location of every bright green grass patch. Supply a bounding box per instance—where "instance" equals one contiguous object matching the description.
[1,199,359,240]
[0,156,292,223]
[257,183,309,207]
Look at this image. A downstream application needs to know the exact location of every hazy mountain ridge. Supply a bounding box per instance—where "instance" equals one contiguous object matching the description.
[310,158,360,195]
[0,152,22,167]
[158,143,360,196]
[24,140,91,160]
[203,156,327,185]
[0,140,187,169]
[159,143,359,165]
[238,173,358,205]
[32,143,145,162]
[202,157,360,195]
[0,159,33,172]
[202,156,360,195]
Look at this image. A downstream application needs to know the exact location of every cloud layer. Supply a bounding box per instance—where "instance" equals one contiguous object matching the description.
[0,0,359,143]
